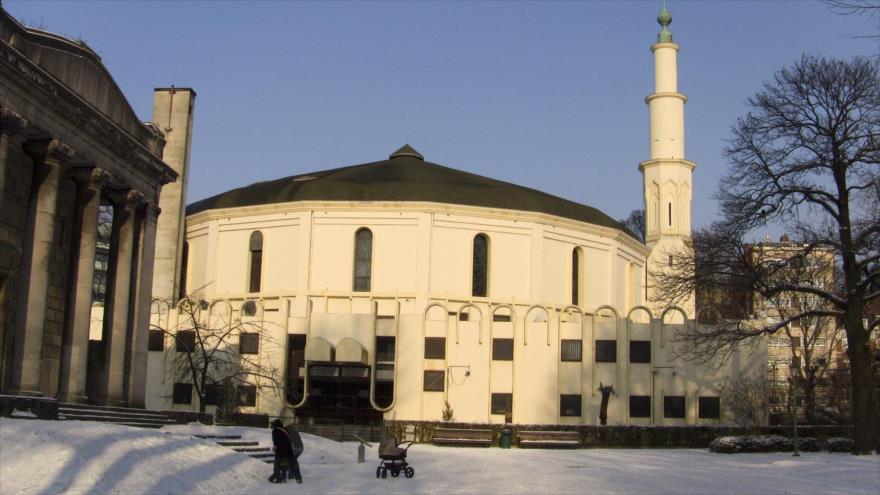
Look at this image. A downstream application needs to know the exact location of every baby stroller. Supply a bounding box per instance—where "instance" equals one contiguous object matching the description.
[376,436,415,479]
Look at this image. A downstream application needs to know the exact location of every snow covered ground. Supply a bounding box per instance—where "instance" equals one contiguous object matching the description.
[1,418,877,494]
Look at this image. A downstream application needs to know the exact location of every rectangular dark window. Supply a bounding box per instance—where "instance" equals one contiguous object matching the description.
[629,395,651,418]
[238,385,257,407]
[491,393,513,416]
[172,383,192,404]
[424,337,446,359]
[458,311,469,321]
[376,336,395,362]
[249,250,262,293]
[287,334,307,403]
[560,394,582,416]
[561,339,582,362]
[698,396,721,419]
[472,234,488,297]
[492,338,513,361]
[239,333,259,354]
[492,313,511,322]
[664,396,686,419]
[790,336,801,347]
[595,340,617,363]
[148,330,164,352]
[205,383,221,406]
[629,340,651,363]
[423,370,445,392]
[176,330,195,353]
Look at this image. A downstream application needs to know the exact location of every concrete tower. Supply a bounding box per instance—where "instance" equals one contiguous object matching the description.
[640,5,695,315]
[151,87,196,302]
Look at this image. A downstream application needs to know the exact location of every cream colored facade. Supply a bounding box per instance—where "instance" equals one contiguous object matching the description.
[147,201,763,425]
[145,8,765,425]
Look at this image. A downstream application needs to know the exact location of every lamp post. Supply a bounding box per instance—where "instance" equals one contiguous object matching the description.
[790,356,800,457]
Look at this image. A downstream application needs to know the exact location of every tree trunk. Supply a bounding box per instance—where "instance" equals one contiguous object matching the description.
[846,317,877,454]
[804,372,817,425]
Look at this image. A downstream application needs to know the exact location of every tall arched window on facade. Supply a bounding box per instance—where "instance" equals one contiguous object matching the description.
[178,241,189,300]
[353,228,372,292]
[248,231,263,293]
[572,247,581,306]
[472,234,489,297]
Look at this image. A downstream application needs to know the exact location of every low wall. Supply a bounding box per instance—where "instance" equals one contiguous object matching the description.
[385,421,853,448]
[0,395,59,420]
[162,410,214,425]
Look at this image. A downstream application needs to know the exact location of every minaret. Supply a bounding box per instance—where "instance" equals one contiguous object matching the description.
[640,4,695,315]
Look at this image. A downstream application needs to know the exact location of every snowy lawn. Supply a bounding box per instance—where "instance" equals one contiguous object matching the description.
[1,418,877,494]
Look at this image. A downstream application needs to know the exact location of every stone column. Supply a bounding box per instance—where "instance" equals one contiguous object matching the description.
[99,189,143,405]
[125,202,160,407]
[57,167,111,402]
[0,109,28,391]
[11,139,74,396]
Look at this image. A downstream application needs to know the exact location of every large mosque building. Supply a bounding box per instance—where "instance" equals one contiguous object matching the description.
[146,8,763,425]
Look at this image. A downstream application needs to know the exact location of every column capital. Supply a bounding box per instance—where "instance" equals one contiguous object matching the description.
[141,201,162,222]
[0,108,29,136]
[23,138,76,166]
[70,166,113,191]
[106,188,145,212]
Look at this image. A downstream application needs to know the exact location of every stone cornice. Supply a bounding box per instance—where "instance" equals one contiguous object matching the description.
[186,200,652,258]
[70,166,112,191]
[638,158,696,173]
[0,40,178,187]
[0,107,28,135]
[23,138,75,165]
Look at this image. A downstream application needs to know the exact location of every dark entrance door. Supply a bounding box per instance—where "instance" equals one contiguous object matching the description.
[297,364,383,425]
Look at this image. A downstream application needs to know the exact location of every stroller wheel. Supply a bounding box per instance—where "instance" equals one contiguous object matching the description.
[381,468,388,479]
[405,467,415,478]
[391,469,400,478]
[376,467,381,478]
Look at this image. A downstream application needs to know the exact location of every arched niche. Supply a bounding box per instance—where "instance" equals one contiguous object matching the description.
[304,337,334,362]
[660,306,689,348]
[456,303,483,344]
[524,305,550,346]
[336,337,368,364]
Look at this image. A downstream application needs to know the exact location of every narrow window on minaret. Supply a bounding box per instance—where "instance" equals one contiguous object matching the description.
[668,202,672,226]
[668,255,673,268]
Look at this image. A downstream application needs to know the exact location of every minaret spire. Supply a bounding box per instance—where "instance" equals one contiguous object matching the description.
[640,2,696,316]
[657,1,673,43]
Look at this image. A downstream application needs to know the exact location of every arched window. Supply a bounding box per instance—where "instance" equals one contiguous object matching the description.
[353,228,372,292]
[248,231,263,293]
[472,234,489,297]
[571,248,581,306]
[178,241,189,300]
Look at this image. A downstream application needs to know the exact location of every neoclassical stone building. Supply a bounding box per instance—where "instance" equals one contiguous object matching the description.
[147,8,763,425]
[0,8,194,407]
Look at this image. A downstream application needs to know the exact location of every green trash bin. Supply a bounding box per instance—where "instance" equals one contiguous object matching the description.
[499,429,512,449]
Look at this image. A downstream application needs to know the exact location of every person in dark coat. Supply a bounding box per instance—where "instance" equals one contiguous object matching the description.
[270,419,293,483]
[285,424,304,483]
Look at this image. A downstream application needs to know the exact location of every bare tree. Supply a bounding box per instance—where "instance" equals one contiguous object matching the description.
[653,56,880,453]
[823,0,880,41]
[720,372,771,428]
[153,298,284,414]
[620,209,646,242]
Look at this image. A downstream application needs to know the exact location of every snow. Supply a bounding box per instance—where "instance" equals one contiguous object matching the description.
[1,418,878,494]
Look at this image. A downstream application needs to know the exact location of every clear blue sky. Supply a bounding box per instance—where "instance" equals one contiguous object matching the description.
[5,1,877,229]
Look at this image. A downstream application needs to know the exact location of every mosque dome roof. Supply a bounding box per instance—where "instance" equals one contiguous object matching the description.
[187,145,639,241]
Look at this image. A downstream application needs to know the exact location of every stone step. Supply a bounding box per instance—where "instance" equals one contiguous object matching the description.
[233,446,270,453]
[59,407,169,420]
[59,413,175,426]
[58,402,162,416]
[194,434,242,440]
[216,441,258,447]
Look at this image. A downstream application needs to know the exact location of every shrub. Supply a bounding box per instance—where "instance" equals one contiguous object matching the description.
[825,437,855,452]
